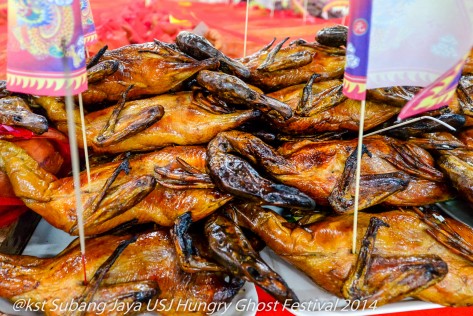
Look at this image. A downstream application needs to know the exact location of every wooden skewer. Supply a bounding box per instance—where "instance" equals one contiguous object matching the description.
[243,0,250,57]
[80,47,92,185]
[62,39,87,284]
[351,99,366,254]
[78,94,91,185]
[303,0,308,24]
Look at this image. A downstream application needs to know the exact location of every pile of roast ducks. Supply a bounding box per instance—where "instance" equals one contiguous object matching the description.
[2,25,473,315]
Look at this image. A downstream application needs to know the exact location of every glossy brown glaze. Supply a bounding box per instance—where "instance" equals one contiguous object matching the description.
[207,131,452,213]
[278,135,450,207]
[406,132,465,150]
[457,127,473,149]
[267,80,400,133]
[233,204,473,307]
[240,41,345,92]
[0,96,48,134]
[176,31,250,78]
[0,230,242,316]
[36,92,259,154]
[0,138,64,202]
[438,154,473,204]
[82,41,219,105]
[316,25,348,48]
[170,211,298,303]
[196,70,292,121]
[0,141,233,235]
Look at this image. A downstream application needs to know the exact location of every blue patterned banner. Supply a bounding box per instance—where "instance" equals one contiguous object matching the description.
[342,0,372,100]
[343,0,473,119]
[80,0,97,45]
[7,0,87,96]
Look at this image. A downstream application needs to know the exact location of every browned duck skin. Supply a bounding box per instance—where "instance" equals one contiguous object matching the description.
[231,203,473,307]
[436,127,473,203]
[438,153,473,204]
[196,70,293,122]
[0,229,243,316]
[82,41,219,105]
[239,38,345,92]
[171,212,298,304]
[207,131,452,213]
[457,75,473,124]
[35,91,260,154]
[0,96,48,134]
[406,132,465,150]
[315,25,348,48]
[0,140,232,235]
[267,79,401,134]
[457,127,473,149]
[382,112,466,139]
[0,80,10,98]
[367,86,421,107]
[0,141,315,235]
[0,138,64,213]
[175,31,250,78]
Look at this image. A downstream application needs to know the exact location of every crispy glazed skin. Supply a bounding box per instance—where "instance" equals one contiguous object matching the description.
[0,138,64,198]
[207,131,452,212]
[0,141,232,235]
[458,128,473,149]
[82,42,218,105]
[437,128,473,203]
[0,230,242,316]
[0,96,48,134]
[267,80,400,133]
[277,136,451,207]
[36,93,259,154]
[233,205,473,307]
[406,132,465,151]
[240,41,345,92]
[0,138,64,218]
[438,154,473,204]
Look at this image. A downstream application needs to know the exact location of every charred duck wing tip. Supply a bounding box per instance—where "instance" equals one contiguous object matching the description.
[0,97,49,135]
[257,37,290,71]
[259,94,293,120]
[268,183,316,210]
[205,214,299,304]
[343,214,448,306]
[368,216,390,230]
[197,70,293,119]
[316,25,348,47]
[86,45,108,70]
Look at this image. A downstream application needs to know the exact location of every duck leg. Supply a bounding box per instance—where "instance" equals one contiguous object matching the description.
[328,145,410,214]
[205,212,299,304]
[207,131,315,210]
[171,212,224,273]
[342,217,447,306]
[94,86,164,147]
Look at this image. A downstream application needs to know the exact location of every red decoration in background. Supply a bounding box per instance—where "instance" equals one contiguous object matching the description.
[255,286,473,316]
[0,206,28,227]
[0,127,71,227]
[90,1,195,53]
[0,124,34,138]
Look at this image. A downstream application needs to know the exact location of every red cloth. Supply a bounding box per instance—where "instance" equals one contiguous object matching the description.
[0,127,70,227]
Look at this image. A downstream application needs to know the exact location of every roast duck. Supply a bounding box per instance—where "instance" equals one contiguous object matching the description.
[1,25,473,315]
